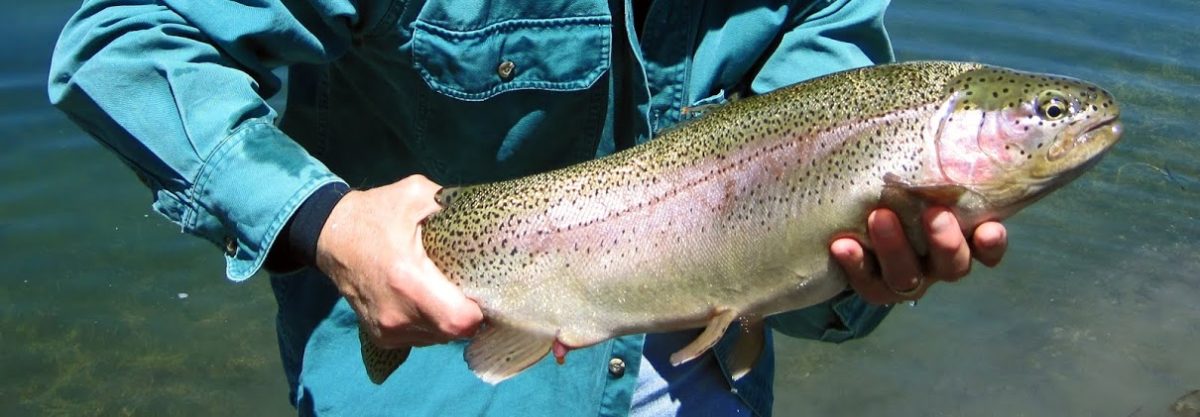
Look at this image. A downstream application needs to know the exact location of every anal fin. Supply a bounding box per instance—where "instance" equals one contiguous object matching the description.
[727,319,765,381]
[669,308,737,366]
[465,322,554,385]
[359,328,411,385]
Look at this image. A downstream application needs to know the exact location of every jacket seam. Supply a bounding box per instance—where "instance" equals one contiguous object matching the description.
[362,0,408,39]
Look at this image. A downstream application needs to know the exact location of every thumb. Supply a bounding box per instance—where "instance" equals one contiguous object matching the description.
[412,253,483,340]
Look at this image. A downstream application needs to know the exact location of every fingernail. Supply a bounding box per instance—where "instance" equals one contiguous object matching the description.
[931,211,953,232]
[830,239,860,261]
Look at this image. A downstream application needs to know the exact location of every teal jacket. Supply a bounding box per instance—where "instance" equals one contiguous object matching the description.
[50,0,895,415]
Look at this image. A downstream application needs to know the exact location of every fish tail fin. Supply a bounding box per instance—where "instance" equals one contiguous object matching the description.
[465,322,553,385]
[359,328,411,385]
[669,308,737,366]
[727,319,765,381]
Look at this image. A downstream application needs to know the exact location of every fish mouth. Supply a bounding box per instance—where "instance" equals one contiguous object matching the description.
[1047,115,1122,163]
[1017,114,1121,204]
[1083,116,1122,139]
[1078,116,1123,160]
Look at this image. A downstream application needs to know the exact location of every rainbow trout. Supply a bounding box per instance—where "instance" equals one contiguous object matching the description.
[362,61,1123,384]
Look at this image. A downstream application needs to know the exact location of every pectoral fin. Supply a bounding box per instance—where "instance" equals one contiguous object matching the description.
[670,308,737,366]
[882,173,970,206]
[727,319,765,381]
[359,328,411,385]
[465,322,554,385]
[880,173,972,256]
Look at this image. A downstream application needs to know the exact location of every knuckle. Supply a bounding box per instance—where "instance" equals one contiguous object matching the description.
[870,230,903,251]
[395,177,425,198]
[936,257,971,282]
[955,262,972,279]
[876,242,905,260]
[385,275,408,294]
[930,232,964,256]
[399,174,429,189]
[376,311,413,333]
[385,265,418,293]
[951,248,974,279]
[366,322,410,350]
[878,256,918,283]
[439,315,480,339]
[873,239,914,264]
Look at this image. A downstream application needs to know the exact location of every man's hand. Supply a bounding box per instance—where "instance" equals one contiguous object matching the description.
[831,208,1008,305]
[315,175,483,350]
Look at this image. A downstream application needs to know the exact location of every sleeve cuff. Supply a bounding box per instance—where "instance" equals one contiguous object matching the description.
[186,121,344,281]
[265,182,351,271]
[767,290,894,342]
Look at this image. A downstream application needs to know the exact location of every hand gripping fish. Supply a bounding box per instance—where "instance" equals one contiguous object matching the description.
[361,61,1123,384]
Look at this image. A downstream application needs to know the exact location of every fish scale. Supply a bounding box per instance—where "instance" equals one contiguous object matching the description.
[362,61,1123,384]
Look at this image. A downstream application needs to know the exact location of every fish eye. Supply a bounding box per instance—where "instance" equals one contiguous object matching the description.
[1038,96,1069,120]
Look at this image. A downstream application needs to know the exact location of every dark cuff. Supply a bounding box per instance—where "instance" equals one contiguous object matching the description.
[265,182,351,272]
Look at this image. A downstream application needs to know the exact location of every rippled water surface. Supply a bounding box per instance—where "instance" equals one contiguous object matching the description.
[2,1,1197,416]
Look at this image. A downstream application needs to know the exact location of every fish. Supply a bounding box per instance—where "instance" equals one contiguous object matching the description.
[1173,389,1200,417]
[360,61,1124,384]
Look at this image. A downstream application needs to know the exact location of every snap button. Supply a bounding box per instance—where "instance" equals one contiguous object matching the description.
[496,60,516,80]
[608,357,625,377]
[223,237,238,256]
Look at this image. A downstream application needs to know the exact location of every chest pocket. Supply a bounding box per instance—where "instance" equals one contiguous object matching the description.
[407,14,614,185]
[413,16,611,100]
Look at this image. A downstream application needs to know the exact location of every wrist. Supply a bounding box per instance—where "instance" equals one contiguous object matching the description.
[314,188,364,279]
[265,182,351,272]
[292,182,352,265]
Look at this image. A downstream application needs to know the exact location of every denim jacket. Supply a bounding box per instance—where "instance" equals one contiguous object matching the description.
[50,0,895,415]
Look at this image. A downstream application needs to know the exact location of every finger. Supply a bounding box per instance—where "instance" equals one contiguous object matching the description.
[923,208,972,282]
[372,325,445,349]
[971,222,1008,267]
[868,209,924,297]
[410,256,484,340]
[359,329,415,364]
[362,295,451,348]
[405,218,484,340]
[831,238,894,305]
[401,175,445,218]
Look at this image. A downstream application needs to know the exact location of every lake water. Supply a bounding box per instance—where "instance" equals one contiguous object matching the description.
[2,1,1197,416]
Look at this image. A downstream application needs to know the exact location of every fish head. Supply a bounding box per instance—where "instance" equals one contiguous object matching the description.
[930,66,1123,212]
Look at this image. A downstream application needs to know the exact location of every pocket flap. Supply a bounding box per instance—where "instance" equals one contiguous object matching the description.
[413,17,612,101]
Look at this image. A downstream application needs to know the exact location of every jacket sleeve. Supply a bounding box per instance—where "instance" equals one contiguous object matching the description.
[48,0,375,280]
[757,0,897,342]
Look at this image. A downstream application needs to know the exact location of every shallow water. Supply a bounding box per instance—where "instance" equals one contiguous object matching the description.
[1,1,1196,416]
[775,2,1200,417]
